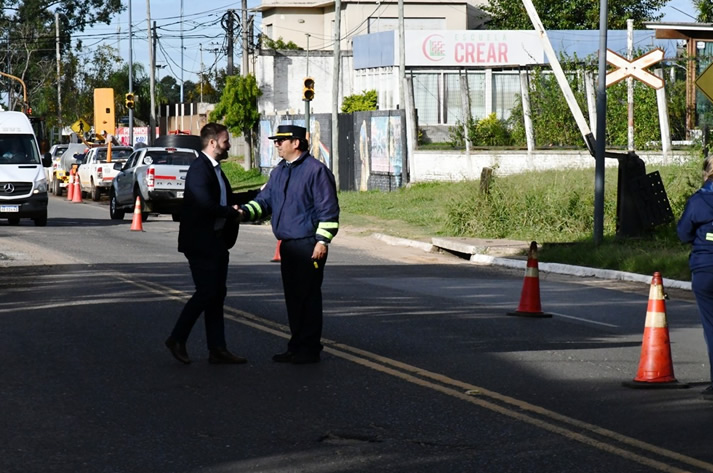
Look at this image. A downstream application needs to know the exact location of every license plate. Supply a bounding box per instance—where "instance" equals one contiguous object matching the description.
[1,205,19,212]
[177,191,184,198]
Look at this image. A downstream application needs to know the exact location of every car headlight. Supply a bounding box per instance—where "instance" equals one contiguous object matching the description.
[34,178,48,193]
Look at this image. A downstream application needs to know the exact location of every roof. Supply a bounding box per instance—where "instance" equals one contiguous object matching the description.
[644,22,713,40]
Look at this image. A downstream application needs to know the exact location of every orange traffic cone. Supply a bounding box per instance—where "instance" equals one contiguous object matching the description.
[130,196,144,231]
[508,241,551,318]
[623,272,688,389]
[66,171,75,201]
[71,175,83,203]
[270,240,282,262]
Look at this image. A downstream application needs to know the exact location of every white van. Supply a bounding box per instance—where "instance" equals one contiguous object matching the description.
[0,111,51,226]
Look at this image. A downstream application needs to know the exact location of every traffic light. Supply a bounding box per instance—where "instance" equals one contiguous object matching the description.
[125,93,135,109]
[302,77,315,101]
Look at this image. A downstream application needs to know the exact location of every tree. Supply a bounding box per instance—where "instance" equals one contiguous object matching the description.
[483,0,668,30]
[0,0,124,120]
[696,0,713,22]
[210,74,262,166]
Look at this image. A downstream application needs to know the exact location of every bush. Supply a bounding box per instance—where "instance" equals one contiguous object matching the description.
[449,114,512,147]
[341,90,378,113]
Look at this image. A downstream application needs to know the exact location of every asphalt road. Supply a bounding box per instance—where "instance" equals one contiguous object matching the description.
[1,195,713,473]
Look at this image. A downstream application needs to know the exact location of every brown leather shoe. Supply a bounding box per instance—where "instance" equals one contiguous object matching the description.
[165,336,190,364]
[209,348,247,364]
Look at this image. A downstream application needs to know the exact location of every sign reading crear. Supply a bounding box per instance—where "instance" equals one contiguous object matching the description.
[405,30,545,67]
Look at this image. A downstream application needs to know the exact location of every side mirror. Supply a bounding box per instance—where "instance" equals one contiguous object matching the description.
[113,162,123,171]
[42,152,52,168]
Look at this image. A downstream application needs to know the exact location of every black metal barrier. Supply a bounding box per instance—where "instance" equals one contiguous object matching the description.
[615,151,673,237]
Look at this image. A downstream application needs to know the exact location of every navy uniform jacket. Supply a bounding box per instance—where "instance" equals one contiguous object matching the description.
[241,152,339,243]
[178,152,240,257]
[677,182,713,272]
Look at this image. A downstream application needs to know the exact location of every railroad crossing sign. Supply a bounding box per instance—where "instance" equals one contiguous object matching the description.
[696,62,713,104]
[605,48,665,90]
[70,118,90,134]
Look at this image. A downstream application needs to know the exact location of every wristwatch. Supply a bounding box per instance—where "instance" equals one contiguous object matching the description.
[317,240,329,246]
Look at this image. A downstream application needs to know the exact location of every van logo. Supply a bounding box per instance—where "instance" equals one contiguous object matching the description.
[2,183,14,194]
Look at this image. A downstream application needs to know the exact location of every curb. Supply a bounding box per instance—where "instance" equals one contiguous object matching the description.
[371,233,693,292]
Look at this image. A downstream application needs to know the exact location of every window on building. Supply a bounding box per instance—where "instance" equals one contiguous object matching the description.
[493,73,520,120]
[412,73,440,125]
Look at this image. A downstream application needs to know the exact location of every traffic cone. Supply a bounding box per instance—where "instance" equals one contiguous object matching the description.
[623,272,688,389]
[508,241,552,318]
[130,196,144,232]
[66,172,74,201]
[71,175,83,203]
[270,240,282,262]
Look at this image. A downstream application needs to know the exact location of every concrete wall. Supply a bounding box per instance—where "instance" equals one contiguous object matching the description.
[409,150,691,182]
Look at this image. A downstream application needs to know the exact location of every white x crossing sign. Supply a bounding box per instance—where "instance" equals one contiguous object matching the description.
[605,48,665,90]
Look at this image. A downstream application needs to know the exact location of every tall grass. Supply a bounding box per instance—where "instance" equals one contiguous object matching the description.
[339,152,704,280]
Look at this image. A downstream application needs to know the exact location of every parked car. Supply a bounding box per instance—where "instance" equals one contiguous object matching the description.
[46,143,69,193]
[110,146,198,221]
[76,146,133,201]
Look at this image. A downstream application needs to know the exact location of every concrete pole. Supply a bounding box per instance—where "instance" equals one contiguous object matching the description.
[585,70,597,137]
[655,68,672,162]
[55,12,61,137]
[147,7,156,145]
[331,0,341,188]
[627,19,634,152]
[398,0,407,184]
[128,0,134,145]
[242,0,248,76]
[519,70,535,152]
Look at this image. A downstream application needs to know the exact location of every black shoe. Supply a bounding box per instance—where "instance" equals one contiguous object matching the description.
[165,336,190,364]
[701,385,713,401]
[272,351,294,363]
[291,353,320,364]
[209,348,247,365]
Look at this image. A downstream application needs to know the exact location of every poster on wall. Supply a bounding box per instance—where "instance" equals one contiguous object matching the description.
[115,127,156,146]
[370,117,390,172]
[258,119,276,167]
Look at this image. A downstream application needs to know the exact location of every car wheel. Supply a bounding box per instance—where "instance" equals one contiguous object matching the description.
[33,211,48,226]
[53,178,62,197]
[110,192,125,220]
[8,217,20,225]
[91,180,101,201]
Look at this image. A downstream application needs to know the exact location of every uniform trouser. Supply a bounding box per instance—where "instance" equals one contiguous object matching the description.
[171,251,229,351]
[280,237,326,355]
[692,268,713,382]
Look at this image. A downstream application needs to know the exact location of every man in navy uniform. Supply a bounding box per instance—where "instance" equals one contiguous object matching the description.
[240,125,339,364]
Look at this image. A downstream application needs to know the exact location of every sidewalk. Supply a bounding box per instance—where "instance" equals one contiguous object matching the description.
[372,234,693,292]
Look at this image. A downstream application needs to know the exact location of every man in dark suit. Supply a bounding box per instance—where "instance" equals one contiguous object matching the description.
[165,123,246,365]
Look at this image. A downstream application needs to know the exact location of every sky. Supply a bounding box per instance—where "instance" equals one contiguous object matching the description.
[72,1,261,86]
[75,0,697,88]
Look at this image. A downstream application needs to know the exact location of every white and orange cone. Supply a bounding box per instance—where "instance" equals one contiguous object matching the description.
[508,241,551,318]
[623,272,688,389]
[130,196,144,232]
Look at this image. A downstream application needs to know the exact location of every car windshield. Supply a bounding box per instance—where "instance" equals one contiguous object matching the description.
[0,134,40,165]
[146,151,197,166]
[96,148,133,163]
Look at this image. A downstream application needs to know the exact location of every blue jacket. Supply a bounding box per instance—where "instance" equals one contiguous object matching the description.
[677,181,713,271]
[241,152,339,243]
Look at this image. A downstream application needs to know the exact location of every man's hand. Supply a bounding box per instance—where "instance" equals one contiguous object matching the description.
[312,242,328,260]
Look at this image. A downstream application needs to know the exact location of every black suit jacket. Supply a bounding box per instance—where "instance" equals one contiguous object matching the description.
[178,152,240,257]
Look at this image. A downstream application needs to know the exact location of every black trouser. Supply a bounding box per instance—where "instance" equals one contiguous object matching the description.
[171,250,229,350]
[280,237,326,355]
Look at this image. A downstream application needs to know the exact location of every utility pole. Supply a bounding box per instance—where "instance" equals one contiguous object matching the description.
[242,0,248,75]
[55,12,61,138]
[226,9,234,76]
[147,3,156,145]
[398,0,407,184]
[305,33,310,135]
[180,0,184,102]
[594,0,609,245]
[128,0,134,145]
[200,44,204,104]
[331,0,341,189]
